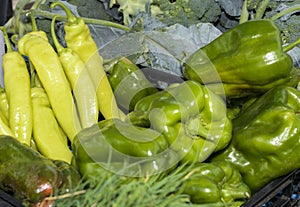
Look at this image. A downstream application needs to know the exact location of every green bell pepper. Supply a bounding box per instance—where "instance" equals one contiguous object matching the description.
[0,135,81,203]
[211,85,300,192]
[128,80,232,164]
[179,161,250,206]
[106,57,158,112]
[185,19,298,98]
[72,118,179,181]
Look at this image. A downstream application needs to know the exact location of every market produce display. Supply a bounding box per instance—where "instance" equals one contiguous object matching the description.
[0,0,300,206]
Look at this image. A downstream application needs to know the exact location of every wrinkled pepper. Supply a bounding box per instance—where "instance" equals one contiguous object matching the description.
[51,15,99,129]
[0,135,80,203]
[71,118,179,181]
[185,19,299,98]
[51,2,125,120]
[179,161,250,206]
[106,57,158,112]
[128,80,232,163]
[31,87,73,164]
[17,17,82,143]
[211,85,300,192]
[1,27,33,146]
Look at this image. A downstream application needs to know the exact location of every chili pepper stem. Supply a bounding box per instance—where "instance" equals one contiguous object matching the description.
[0,27,13,52]
[30,11,38,32]
[50,15,64,54]
[50,2,78,25]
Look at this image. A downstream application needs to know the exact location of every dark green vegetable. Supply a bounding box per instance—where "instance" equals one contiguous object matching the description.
[0,135,81,203]
[0,135,60,202]
[106,57,158,112]
[185,19,298,98]
[211,86,300,192]
[180,161,250,206]
[52,159,82,194]
[128,80,232,163]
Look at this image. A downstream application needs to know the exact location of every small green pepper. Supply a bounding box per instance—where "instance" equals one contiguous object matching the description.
[106,57,158,112]
[185,19,299,98]
[179,161,250,205]
[128,80,232,163]
[211,85,300,192]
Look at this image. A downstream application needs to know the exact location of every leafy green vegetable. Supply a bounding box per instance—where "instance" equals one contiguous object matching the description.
[152,0,221,26]
[110,0,221,27]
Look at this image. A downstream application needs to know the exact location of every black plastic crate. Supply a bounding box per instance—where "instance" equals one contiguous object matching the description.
[242,169,300,207]
[0,188,24,207]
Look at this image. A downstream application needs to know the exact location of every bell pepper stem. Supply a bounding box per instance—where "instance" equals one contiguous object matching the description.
[270,5,300,21]
[29,11,38,32]
[50,15,64,53]
[50,2,79,25]
[0,27,13,52]
[283,37,300,53]
[185,115,210,139]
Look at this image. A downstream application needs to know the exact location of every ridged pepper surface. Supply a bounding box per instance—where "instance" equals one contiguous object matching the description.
[128,80,232,163]
[180,161,250,206]
[211,86,300,192]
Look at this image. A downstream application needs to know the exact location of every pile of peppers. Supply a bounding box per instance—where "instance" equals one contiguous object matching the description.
[0,1,300,206]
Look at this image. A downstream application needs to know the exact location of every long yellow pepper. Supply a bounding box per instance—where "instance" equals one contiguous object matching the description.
[51,15,99,128]
[51,2,125,120]
[31,87,73,164]
[17,33,81,143]
[1,27,32,145]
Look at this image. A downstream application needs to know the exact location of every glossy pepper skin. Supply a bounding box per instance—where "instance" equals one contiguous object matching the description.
[71,118,179,181]
[1,27,33,146]
[185,19,298,98]
[51,15,99,129]
[0,135,62,203]
[51,2,125,120]
[106,57,158,112]
[211,86,300,192]
[17,28,81,143]
[128,80,232,164]
[31,87,73,164]
[180,161,250,206]
[0,135,81,204]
